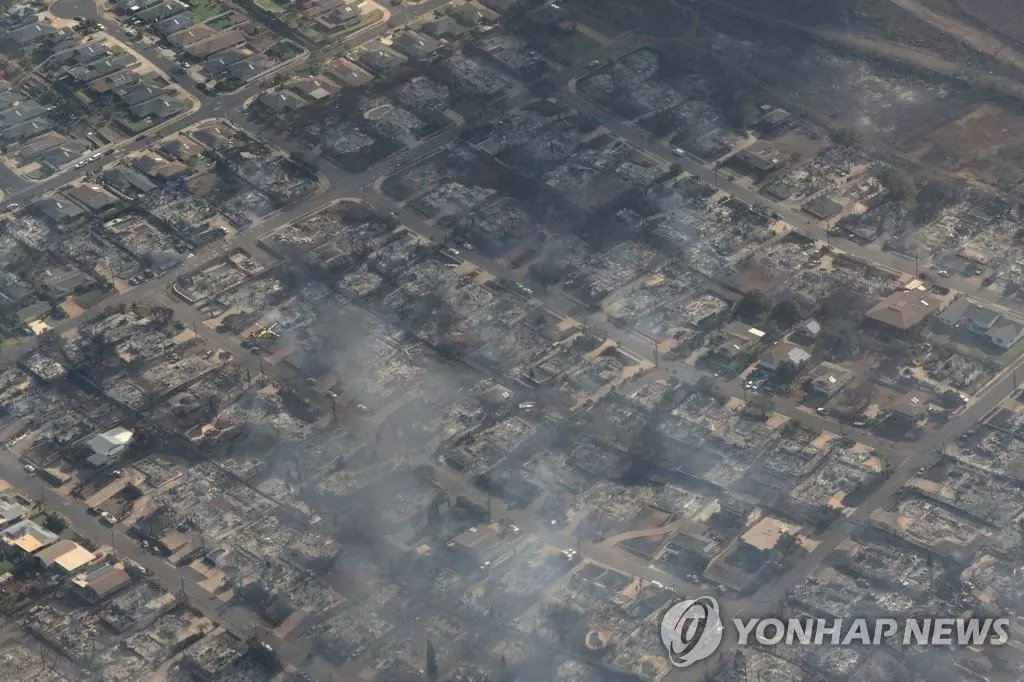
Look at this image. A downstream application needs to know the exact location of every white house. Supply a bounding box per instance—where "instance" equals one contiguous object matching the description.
[85,426,134,467]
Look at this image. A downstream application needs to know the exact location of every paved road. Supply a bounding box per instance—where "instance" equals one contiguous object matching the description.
[525,43,1024,681]
[0,35,643,367]
[0,448,306,653]
[1,24,1012,677]
[0,0,448,202]
[560,75,1019,316]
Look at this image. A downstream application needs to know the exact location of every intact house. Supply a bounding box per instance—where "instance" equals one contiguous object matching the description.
[727,143,785,180]
[446,523,516,572]
[802,195,843,221]
[808,361,854,398]
[1,519,59,556]
[757,341,811,373]
[864,289,938,336]
[0,499,26,528]
[714,322,766,361]
[940,298,1024,350]
[256,90,307,115]
[64,185,120,212]
[71,563,132,603]
[357,41,407,75]
[33,195,88,225]
[35,539,96,574]
[289,76,339,102]
[392,29,441,60]
[85,426,134,467]
[886,389,931,428]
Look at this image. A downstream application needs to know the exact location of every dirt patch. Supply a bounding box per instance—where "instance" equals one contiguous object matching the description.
[932,104,1024,158]
[60,298,87,319]
[927,103,1024,190]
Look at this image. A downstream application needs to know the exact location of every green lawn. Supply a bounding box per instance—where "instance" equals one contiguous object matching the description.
[254,0,287,14]
[192,0,225,23]
[354,8,384,30]
[546,30,600,64]
[206,14,234,29]
[295,9,382,44]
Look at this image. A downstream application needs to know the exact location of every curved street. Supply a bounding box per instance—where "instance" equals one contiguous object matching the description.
[0,7,1016,680]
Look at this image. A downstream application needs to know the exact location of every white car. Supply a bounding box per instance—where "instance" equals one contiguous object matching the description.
[23,464,36,474]
[75,160,87,168]
[672,147,686,157]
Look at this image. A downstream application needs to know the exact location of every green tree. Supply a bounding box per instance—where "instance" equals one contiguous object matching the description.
[426,639,438,681]
[42,513,66,534]
[936,389,962,410]
[747,393,774,418]
[775,360,801,386]
[770,299,802,329]
[830,127,860,147]
[879,166,916,204]
[0,301,18,334]
[306,57,325,75]
[736,292,768,321]
[819,325,860,361]
[914,179,962,225]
